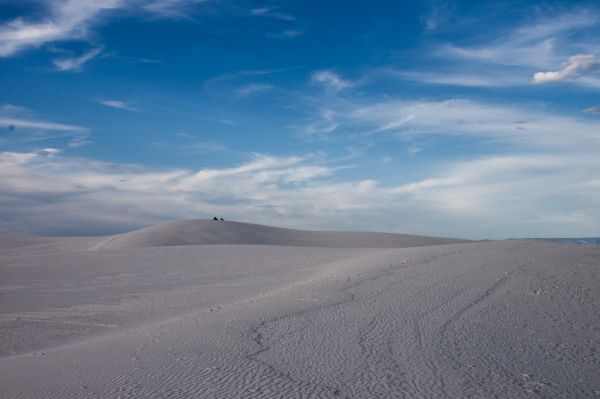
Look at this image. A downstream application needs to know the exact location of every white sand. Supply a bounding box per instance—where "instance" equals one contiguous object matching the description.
[92,219,469,249]
[1,220,599,398]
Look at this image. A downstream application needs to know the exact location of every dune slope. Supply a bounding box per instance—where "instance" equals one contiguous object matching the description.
[94,219,469,249]
[1,221,599,398]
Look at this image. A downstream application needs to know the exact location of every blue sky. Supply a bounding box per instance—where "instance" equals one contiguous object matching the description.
[1,0,599,238]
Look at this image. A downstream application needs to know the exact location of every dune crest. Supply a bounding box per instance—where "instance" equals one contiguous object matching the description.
[93,219,469,250]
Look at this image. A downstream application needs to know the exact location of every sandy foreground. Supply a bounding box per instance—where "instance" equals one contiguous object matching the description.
[0,220,599,398]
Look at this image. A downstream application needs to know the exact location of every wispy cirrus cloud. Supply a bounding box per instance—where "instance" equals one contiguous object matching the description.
[0,0,208,58]
[267,29,303,39]
[249,7,295,21]
[583,106,600,114]
[301,97,600,151]
[438,9,599,69]
[202,69,287,94]
[53,47,102,71]
[279,29,302,37]
[140,0,209,18]
[235,84,274,98]
[0,104,89,148]
[152,134,228,154]
[0,1,122,57]
[0,116,87,132]
[421,0,455,31]
[97,99,138,111]
[0,105,87,133]
[388,69,526,87]
[312,71,353,91]
[400,8,600,87]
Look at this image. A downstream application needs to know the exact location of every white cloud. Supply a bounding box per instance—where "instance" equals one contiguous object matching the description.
[391,69,526,87]
[1,149,599,238]
[532,54,600,84]
[391,154,600,235]
[53,47,102,71]
[0,104,87,132]
[282,88,600,237]
[439,10,599,69]
[402,9,600,87]
[141,0,208,18]
[268,29,303,38]
[0,152,337,235]
[250,7,295,21]
[279,30,302,37]
[0,117,87,132]
[584,106,600,114]
[422,0,455,31]
[0,1,123,57]
[0,105,89,148]
[235,84,273,97]
[312,71,353,91]
[97,99,137,111]
[304,98,600,151]
[151,138,227,154]
[0,0,206,57]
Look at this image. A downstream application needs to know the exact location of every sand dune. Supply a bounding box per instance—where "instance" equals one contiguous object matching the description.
[93,219,469,250]
[0,234,53,250]
[1,221,599,398]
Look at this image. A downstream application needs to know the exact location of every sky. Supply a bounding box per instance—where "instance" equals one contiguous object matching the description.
[1,0,599,239]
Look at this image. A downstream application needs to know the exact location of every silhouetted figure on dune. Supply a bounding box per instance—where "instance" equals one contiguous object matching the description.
[220,218,224,221]
[213,217,218,221]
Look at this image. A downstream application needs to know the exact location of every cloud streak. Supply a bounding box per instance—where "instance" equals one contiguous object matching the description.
[389,69,526,87]
[97,99,137,111]
[1,149,599,238]
[235,84,274,98]
[53,48,102,71]
[439,10,599,69]
[312,71,353,91]
[0,105,90,148]
[584,106,600,114]
[0,0,207,58]
[400,8,600,87]
[533,54,600,84]
[0,117,87,132]
[0,1,122,57]
[250,7,295,21]
[302,98,600,151]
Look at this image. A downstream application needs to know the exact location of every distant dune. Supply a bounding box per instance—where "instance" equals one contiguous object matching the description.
[0,234,51,250]
[1,221,599,398]
[538,237,600,245]
[93,219,470,250]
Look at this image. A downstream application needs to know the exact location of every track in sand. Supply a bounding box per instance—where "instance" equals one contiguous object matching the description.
[1,220,598,398]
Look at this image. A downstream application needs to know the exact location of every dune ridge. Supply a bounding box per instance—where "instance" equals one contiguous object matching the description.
[93,219,469,250]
